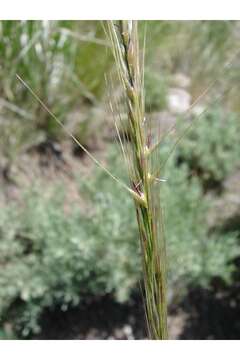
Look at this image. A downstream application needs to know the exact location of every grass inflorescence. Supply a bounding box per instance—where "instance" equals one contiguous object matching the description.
[107,20,168,339]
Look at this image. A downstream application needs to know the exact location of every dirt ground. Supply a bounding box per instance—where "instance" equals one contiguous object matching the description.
[35,265,240,340]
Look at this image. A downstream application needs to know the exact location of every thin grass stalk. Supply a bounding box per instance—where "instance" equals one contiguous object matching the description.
[107,20,168,339]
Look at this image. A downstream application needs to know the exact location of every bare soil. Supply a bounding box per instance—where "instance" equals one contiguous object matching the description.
[35,263,240,340]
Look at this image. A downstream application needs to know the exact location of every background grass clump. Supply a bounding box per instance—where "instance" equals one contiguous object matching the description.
[0,20,111,164]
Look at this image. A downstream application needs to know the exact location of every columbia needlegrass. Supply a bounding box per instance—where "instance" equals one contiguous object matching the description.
[107,20,168,339]
[17,20,169,340]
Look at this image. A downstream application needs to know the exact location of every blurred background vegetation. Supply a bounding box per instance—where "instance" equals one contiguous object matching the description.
[0,20,240,339]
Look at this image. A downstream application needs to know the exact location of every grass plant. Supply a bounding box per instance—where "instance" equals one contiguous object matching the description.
[107,20,168,339]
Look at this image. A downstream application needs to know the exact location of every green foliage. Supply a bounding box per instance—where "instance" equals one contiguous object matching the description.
[144,68,168,112]
[162,155,238,293]
[139,21,238,107]
[72,21,112,99]
[0,21,111,162]
[0,144,238,338]
[0,21,109,110]
[0,182,139,337]
[186,21,236,89]
[0,20,239,164]
[177,107,240,184]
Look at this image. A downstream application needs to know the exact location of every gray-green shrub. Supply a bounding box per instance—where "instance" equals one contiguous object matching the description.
[0,144,238,337]
[144,68,168,112]
[177,106,240,185]
[0,182,139,337]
